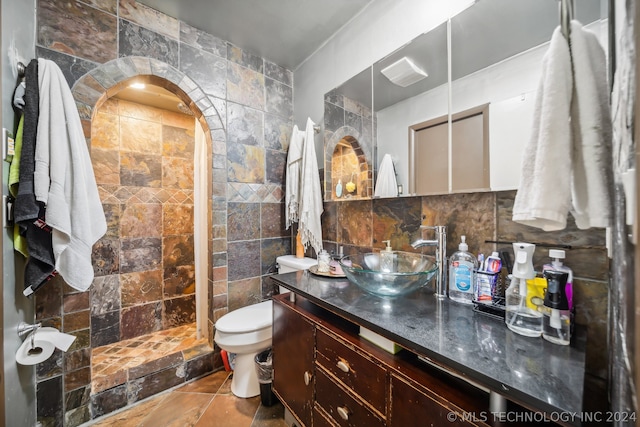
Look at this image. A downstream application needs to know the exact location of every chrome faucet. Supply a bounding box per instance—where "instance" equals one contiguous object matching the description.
[411,225,447,299]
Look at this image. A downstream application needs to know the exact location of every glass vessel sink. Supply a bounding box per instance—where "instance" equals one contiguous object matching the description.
[339,252,438,297]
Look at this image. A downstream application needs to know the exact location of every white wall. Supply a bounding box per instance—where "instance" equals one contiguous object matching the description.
[2,1,36,426]
[293,0,474,161]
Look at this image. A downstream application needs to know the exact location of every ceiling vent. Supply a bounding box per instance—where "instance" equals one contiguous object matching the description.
[380,57,428,87]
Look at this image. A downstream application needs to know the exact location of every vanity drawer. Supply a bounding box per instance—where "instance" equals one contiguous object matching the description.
[315,367,385,427]
[313,405,339,427]
[316,328,387,414]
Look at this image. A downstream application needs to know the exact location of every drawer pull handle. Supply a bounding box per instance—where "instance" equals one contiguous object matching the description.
[336,360,350,373]
[337,406,350,421]
[303,371,312,386]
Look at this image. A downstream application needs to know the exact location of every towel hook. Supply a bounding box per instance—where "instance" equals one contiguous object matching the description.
[17,61,26,79]
[559,0,575,40]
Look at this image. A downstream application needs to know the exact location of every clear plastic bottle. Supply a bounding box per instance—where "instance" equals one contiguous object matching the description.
[448,236,477,304]
[505,243,542,337]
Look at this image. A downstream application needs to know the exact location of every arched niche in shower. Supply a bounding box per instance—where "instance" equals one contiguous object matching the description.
[71,57,225,348]
[330,135,370,200]
[324,125,372,200]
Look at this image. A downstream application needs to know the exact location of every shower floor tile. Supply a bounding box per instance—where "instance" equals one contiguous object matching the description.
[91,323,210,394]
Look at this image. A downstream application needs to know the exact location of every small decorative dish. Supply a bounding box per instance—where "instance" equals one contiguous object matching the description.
[309,265,346,278]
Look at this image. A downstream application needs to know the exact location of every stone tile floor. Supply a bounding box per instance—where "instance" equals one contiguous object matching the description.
[91,323,210,394]
[84,370,287,427]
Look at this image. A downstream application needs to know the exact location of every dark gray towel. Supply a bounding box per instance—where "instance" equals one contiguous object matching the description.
[14,59,39,224]
[14,59,56,295]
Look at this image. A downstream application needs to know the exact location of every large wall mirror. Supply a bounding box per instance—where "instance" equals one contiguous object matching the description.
[325,0,608,199]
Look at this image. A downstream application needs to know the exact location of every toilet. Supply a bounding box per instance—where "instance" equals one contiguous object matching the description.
[275,255,318,293]
[213,255,316,398]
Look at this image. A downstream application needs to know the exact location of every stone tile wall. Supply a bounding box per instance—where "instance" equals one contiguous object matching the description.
[32,0,294,425]
[91,98,197,345]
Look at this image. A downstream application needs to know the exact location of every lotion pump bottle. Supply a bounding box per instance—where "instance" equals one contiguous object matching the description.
[448,236,477,304]
[505,242,542,337]
[380,240,394,273]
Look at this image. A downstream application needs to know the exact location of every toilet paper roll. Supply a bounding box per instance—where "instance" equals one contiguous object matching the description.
[37,327,76,352]
[16,337,55,365]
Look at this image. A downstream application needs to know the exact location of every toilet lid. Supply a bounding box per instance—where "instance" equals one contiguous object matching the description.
[215,300,273,333]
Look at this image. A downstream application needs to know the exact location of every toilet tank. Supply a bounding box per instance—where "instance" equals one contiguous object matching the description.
[276,255,317,273]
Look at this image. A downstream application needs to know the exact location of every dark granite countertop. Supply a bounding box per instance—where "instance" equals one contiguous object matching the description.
[271,270,586,422]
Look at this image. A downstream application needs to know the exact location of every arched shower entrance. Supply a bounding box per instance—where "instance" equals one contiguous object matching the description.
[71,56,225,405]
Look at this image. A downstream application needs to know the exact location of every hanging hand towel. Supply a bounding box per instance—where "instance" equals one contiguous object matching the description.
[33,59,107,292]
[512,26,573,231]
[568,21,613,229]
[285,125,304,228]
[374,154,398,198]
[298,118,323,254]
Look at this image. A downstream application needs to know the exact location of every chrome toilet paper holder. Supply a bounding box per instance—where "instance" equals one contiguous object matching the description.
[17,322,42,337]
[17,322,45,357]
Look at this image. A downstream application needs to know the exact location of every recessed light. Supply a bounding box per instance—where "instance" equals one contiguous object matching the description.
[129,82,146,90]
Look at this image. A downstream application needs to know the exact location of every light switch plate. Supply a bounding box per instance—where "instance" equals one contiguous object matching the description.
[2,128,15,162]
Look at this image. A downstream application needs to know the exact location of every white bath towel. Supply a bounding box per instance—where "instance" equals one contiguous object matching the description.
[285,124,304,228]
[298,118,323,253]
[374,154,398,198]
[512,26,573,231]
[33,59,107,292]
[569,21,613,229]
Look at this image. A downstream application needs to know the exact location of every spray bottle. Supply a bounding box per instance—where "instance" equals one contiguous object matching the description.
[505,242,542,337]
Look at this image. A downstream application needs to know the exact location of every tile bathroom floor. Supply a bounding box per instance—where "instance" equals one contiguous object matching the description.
[85,369,287,427]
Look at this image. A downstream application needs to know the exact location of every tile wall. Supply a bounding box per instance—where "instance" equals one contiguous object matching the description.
[32,0,294,425]
[91,98,197,345]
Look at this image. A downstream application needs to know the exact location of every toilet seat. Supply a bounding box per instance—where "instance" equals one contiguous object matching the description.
[215,300,272,333]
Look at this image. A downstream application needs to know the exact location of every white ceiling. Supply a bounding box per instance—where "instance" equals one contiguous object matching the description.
[137,0,374,71]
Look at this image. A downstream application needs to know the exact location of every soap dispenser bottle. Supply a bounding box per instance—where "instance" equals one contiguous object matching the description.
[380,240,394,273]
[542,270,571,345]
[505,242,542,337]
[448,236,477,304]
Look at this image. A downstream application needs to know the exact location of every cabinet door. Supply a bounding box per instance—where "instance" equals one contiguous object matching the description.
[390,374,478,427]
[273,299,315,427]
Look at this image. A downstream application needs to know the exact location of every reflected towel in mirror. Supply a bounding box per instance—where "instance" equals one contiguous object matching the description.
[374,154,398,198]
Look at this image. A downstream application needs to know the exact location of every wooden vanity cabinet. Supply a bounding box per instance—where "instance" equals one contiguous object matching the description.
[273,294,530,427]
[390,374,479,427]
[273,296,315,427]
